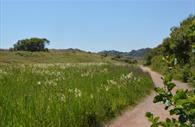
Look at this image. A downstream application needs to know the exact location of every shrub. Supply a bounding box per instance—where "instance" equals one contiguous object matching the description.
[182,65,192,82]
[146,57,195,127]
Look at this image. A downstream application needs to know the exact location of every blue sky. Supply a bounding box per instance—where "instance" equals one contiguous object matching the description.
[0,0,194,52]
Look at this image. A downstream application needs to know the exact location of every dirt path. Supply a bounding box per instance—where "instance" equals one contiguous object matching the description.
[107,66,190,127]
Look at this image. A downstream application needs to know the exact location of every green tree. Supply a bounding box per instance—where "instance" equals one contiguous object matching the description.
[146,15,195,65]
[145,15,195,84]
[12,38,50,52]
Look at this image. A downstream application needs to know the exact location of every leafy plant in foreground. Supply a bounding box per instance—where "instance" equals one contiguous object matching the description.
[145,56,195,127]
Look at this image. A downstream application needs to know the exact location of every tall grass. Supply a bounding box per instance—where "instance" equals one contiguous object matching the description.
[0,63,153,127]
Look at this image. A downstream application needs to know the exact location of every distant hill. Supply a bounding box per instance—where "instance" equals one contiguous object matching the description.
[98,48,151,58]
[0,49,9,51]
[49,48,89,53]
[128,48,151,57]
[98,50,129,58]
[0,48,151,64]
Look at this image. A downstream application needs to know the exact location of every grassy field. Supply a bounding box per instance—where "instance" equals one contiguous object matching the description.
[0,50,112,64]
[0,62,153,127]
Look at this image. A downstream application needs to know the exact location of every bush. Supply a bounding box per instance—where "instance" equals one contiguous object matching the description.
[182,65,192,82]
[146,57,195,127]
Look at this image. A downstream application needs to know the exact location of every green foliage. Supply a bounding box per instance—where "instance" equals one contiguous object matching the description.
[0,64,153,127]
[11,37,50,52]
[111,56,137,64]
[146,57,195,127]
[182,65,193,82]
[145,45,162,66]
[146,15,195,85]
[150,15,195,64]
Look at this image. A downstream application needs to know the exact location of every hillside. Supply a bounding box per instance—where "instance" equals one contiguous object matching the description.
[128,48,151,57]
[98,48,151,58]
[0,49,112,64]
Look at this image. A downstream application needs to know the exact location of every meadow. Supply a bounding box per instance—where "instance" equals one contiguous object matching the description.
[0,63,153,127]
[0,50,112,64]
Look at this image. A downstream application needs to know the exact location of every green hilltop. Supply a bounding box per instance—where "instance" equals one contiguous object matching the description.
[0,49,112,64]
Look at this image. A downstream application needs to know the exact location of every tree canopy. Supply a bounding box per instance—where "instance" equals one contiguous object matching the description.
[12,38,50,52]
[146,15,195,65]
[145,15,195,84]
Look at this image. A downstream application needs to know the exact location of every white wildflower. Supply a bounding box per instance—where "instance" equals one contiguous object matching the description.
[100,68,108,73]
[137,78,141,82]
[74,88,82,97]
[120,72,134,81]
[127,72,133,79]
[37,81,41,85]
[90,94,94,99]
[0,69,7,75]
[105,86,110,91]
[46,106,50,113]
[48,97,52,102]
[81,71,90,77]
[107,80,117,85]
[60,94,66,102]
[111,80,117,85]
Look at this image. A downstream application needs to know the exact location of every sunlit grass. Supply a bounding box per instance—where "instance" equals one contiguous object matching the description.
[0,51,112,64]
[0,63,153,127]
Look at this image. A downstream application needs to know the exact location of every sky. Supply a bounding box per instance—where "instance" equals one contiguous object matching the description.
[0,0,194,52]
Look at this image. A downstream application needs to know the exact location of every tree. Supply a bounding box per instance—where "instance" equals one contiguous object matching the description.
[146,15,195,65]
[12,38,50,52]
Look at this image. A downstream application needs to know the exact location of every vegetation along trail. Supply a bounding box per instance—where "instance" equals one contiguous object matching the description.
[107,66,190,127]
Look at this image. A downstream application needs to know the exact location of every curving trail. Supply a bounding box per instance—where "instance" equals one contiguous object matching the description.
[107,66,190,127]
